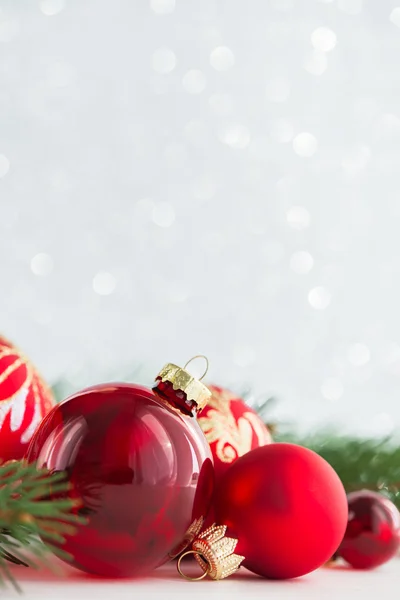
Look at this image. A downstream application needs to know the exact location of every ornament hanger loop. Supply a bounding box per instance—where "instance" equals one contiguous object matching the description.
[184,355,209,381]
[177,550,210,581]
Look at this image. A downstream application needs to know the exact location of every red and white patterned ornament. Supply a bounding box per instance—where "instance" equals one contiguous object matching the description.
[198,384,272,481]
[0,335,54,461]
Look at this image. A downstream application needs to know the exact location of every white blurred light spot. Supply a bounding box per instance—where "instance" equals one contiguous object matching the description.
[31,253,54,277]
[321,378,343,401]
[208,93,234,115]
[150,0,175,14]
[0,154,10,178]
[293,132,318,157]
[347,343,370,366]
[151,47,176,74]
[286,206,311,230]
[341,145,371,174]
[152,202,175,227]
[193,176,216,200]
[93,272,116,296]
[265,76,291,103]
[210,46,235,71]
[233,345,256,367]
[0,19,19,42]
[290,251,314,274]
[308,286,331,310]
[311,27,337,52]
[182,70,206,94]
[303,50,328,75]
[39,0,65,15]
[270,118,294,143]
[168,283,189,303]
[46,61,76,87]
[390,7,400,28]
[338,0,363,15]
[219,123,250,149]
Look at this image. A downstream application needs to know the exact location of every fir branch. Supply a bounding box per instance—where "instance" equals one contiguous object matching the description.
[275,429,400,508]
[0,460,85,591]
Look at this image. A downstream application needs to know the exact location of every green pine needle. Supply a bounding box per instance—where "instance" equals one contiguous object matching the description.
[0,460,85,591]
[275,429,400,507]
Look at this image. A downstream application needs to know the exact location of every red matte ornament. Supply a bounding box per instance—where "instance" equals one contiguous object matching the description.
[0,335,54,461]
[214,443,348,579]
[26,362,214,578]
[338,490,400,569]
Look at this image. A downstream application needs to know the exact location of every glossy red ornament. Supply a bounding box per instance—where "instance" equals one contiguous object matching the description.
[26,366,214,578]
[198,385,272,481]
[214,443,348,579]
[0,335,54,461]
[338,490,400,569]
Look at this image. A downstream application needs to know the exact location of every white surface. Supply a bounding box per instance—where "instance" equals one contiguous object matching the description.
[4,559,400,600]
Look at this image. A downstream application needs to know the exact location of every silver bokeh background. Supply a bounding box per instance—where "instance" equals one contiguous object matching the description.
[2,0,400,434]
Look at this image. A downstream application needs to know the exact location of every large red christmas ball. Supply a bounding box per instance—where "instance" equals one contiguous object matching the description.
[198,385,272,481]
[26,382,214,578]
[0,335,54,461]
[338,490,400,569]
[214,443,348,579]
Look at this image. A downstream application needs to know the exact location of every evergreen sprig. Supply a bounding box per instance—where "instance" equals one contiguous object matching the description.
[274,429,400,508]
[0,460,85,591]
[239,391,400,507]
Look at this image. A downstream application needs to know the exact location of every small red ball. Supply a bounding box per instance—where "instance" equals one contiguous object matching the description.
[338,490,400,569]
[214,443,348,579]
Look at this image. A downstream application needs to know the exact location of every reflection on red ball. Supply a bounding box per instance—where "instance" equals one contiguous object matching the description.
[214,443,348,579]
[198,385,272,481]
[338,490,400,569]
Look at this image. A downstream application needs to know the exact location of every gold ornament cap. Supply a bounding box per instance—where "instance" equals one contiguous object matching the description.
[177,523,245,581]
[153,355,212,415]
